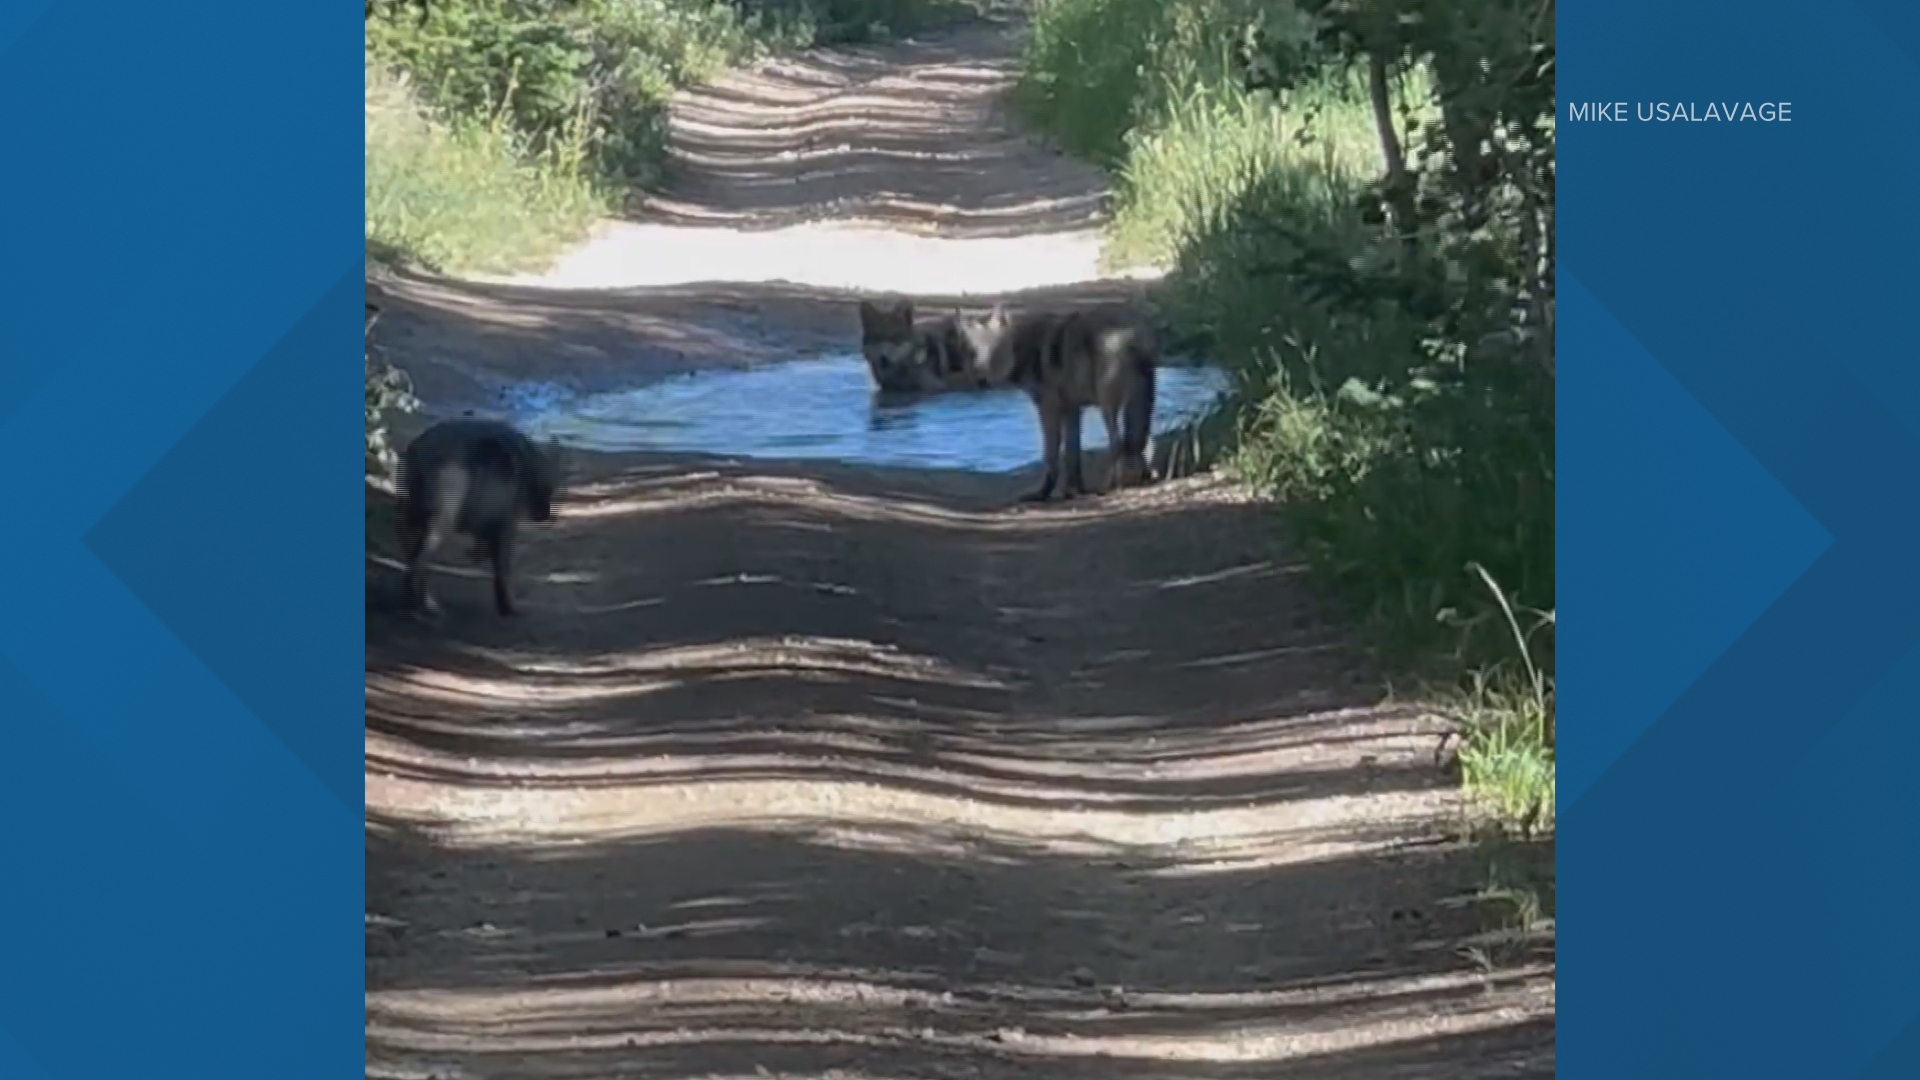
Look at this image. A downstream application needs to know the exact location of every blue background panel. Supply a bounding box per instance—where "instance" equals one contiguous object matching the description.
[0,1,362,1077]
[1563,0,1920,1075]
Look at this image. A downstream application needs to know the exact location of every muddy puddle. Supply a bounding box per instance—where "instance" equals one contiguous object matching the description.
[504,354,1232,473]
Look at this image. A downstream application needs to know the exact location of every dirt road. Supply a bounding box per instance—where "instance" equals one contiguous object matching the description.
[365,16,1554,1079]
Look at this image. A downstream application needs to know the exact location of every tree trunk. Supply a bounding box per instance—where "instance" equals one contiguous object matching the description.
[1430,53,1492,220]
[1367,52,1405,182]
[1366,51,1414,237]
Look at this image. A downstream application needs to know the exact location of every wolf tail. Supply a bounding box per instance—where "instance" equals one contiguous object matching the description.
[1120,347,1156,460]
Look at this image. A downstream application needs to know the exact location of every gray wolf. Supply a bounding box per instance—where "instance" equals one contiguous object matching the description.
[857,298,987,394]
[957,304,1159,502]
[395,417,563,617]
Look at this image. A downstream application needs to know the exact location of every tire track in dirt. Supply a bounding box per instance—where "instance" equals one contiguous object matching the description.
[365,15,1554,1080]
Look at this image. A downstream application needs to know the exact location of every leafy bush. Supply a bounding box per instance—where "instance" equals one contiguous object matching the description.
[366,60,604,274]
[362,0,989,479]
[1018,0,1555,822]
[367,0,980,190]
[364,303,417,482]
[1017,0,1270,167]
[367,0,774,189]
[725,0,984,45]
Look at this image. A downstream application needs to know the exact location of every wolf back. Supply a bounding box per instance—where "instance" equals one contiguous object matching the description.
[395,417,560,617]
[960,305,1159,501]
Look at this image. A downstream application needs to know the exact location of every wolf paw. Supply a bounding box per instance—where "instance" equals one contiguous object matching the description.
[408,595,443,624]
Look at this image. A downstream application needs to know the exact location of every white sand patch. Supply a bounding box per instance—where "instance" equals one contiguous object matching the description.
[481,219,1163,295]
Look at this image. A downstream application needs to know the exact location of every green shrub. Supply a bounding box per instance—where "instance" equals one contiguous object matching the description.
[1017,0,1265,166]
[366,0,981,190]
[365,60,604,274]
[726,0,985,45]
[365,303,418,482]
[1018,0,1556,821]
[367,0,772,189]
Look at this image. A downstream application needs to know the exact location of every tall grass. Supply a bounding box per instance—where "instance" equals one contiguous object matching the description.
[1108,68,1394,269]
[1450,564,1556,831]
[730,0,998,46]
[366,61,605,275]
[1017,0,1554,832]
[1015,0,1399,268]
[364,0,988,274]
[367,0,778,194]
[363,0,1000,478]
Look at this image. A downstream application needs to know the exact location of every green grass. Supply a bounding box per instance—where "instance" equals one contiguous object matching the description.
[1107,64,1402,271]
[366,62,606,275]
[763,0,1002,45]
[1457,678,1556,829]
[1458,826,1555,971]
[367,0,777,195]
[1016,0,1554,834]
[363,0,992,274]
[362,0,1004,473]
[1448,565,1556,830]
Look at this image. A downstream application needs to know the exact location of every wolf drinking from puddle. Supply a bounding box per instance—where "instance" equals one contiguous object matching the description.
[857,298,987,394]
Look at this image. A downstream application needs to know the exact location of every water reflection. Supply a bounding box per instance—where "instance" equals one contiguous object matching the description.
[505,355,1229,474]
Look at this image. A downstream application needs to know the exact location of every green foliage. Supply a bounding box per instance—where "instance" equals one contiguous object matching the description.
[365,305,418,482]
[1107,66,1390,269]
[1448,564,1555,830]
[1017,0,1280,167]
[362,0,988,477]
[1173,154,1555,669]
[723,0,988,45]
[367,0,777,189]
[1018,0,1555,823]
[366,1,982,191]
[366,61,605,274]
[1203,0,1555,670]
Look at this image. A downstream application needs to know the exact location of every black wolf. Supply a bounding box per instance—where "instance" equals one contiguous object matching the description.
[395,417,563,617]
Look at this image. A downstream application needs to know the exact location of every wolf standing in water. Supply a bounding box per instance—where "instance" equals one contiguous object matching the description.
[959,304,1159,502]
[857,298,986,394]
[395,417,563,618]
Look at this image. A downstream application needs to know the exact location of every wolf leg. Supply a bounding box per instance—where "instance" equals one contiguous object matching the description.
[485,523,518,616]
[1118,355,1159,488]
[403,515,447,617]
[1021,396,1063,502]
[1098,401,1126,492]
[1060,404,1087,499]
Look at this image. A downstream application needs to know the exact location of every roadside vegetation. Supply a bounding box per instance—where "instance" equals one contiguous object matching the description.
[363,0,988,476]
[359,0,1556,847]
[1016,0,1556,838]
[365,0,982,277]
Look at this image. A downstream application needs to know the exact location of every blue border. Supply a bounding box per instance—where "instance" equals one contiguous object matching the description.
[4,0,1920,1074]
[0,3,362,1077]
[1563,0,1920,1075]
